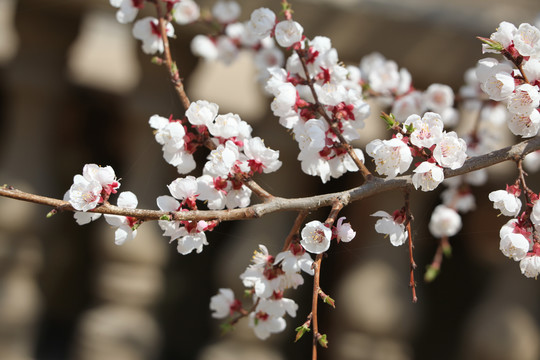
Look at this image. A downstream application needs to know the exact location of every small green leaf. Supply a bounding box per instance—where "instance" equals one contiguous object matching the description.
[294,324,310,342]
[159,215,171,221]
[380,112,397,129]
[404,123,415,134]
[46,209,57,218]
[477,36,504,52]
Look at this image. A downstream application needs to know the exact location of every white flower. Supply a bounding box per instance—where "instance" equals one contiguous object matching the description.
[167,176,199,202]
[300,220,332,254]
[335,217,355,243]
[507,110,540,138]
[212,0,241,24]
[191,34,218,61]
[274,20,303,48]
[73,211,102,225]
[150,117,185,154]
[428,205,462,238]
[225,185,252,209]
[294,119,327,153]
[248,312,286,340]
[196,175,228,210]
[507,84,540,115]
[270,82,297,117]
[104,191,138,245]
[531,200,540,225]
[243,137,282,174]
[488,189,522,217]
[520,256,540,278]
[176,230,209,255]
[476,61,515,101]
[524,151,540,173]
[367,59,401,95]
[172,0,200,25]
[366,136,412,178]
[68,175,103,211]
[209,288,236,319]
[186,100,219,126]
[423,84,454,112]
[208,113,252,140]
[412,161,444,192]
[240,267,279,299]
[298,151,331,183]
[432,131,467,170]
[486,21,516,52]
[391,91,424,122]
[328,148,365,180]
[513,23,540,57]
[499,219,530,261]
[215,36,239,65]
[316,83,347,106]
[132,17,174,55]
[257,297,298,318]
[82,164,119,189]
[247,8,276,39]
[110,0,143,24]
[274,248,314,275]
[203,141,240,177]
[371,210,407,246]
[404,112,444,148]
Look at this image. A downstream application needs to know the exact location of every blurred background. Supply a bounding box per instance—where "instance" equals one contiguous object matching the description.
[1,0,540,359]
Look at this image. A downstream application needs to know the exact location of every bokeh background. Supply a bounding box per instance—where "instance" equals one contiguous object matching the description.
[1,0,540,359]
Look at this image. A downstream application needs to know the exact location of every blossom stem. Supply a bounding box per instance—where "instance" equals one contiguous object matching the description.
[311,253,322,360]
[404,191,417,303]
[309,200,344,359]
[282,210,309,252]
[295,49,373,182]
[425,236,446,282]
[154,2,191,110]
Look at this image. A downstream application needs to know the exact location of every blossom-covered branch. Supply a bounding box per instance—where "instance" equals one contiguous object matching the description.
[2,135,540,221]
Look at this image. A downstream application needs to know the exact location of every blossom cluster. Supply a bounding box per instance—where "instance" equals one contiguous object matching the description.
[210,216,354,340]
[478,22,540,137]
[110,0,199,54]
[488,184,540,278]
[367,112,467,192]
[151,99,282,253]
[358,52,457,125]
[64,164,140,245]
[210,244,311,340]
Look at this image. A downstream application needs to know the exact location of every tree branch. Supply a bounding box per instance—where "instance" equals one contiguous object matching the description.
[1,136,539,221]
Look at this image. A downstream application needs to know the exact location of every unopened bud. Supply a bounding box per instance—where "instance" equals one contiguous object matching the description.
[424,265,439,282]
[317,333,328,348]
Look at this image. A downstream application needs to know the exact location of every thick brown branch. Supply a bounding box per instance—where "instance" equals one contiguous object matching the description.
[2,136,540,221]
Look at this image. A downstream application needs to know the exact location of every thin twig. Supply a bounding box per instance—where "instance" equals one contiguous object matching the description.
[154,3,191,110]
[404,191,417,303]
[311,253,323,360]
[282,210,309,252]
[310,200,343,359]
